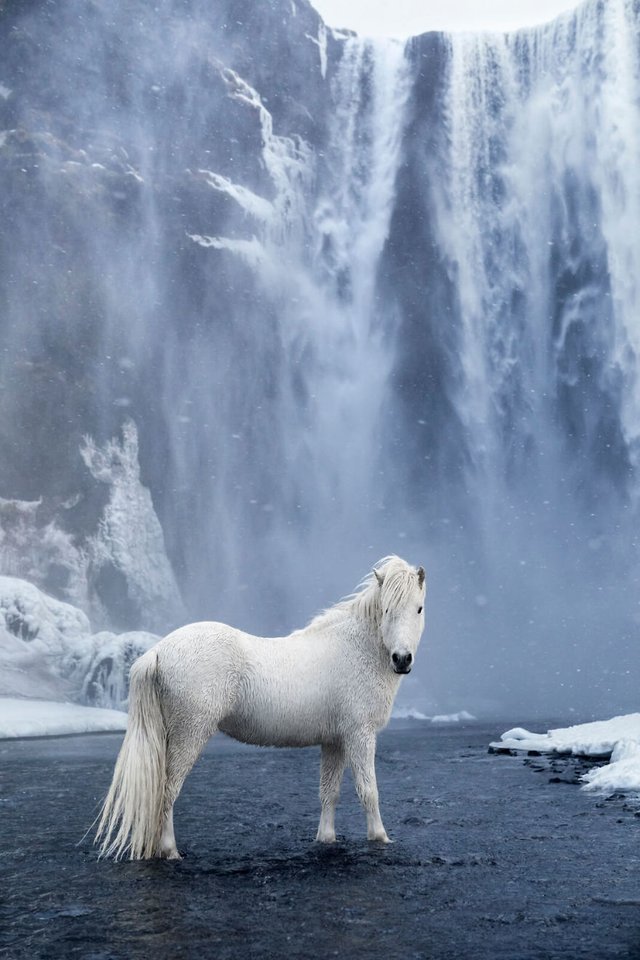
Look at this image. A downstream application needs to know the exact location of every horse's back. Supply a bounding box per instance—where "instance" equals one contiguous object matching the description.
[150,620,249,712]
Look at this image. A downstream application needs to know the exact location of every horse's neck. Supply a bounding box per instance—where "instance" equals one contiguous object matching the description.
[315,609,383,660]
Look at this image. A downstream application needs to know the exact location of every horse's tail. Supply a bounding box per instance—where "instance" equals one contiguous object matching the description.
[95,648,166,860]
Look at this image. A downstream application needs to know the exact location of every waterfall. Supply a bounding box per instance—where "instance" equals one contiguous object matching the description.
[122,31,413,631]
[412,0,640,714]
[2,0,640,715]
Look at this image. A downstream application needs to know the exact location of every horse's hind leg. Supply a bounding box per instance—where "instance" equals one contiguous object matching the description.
[316,742,345,842]
[159,710,218,859]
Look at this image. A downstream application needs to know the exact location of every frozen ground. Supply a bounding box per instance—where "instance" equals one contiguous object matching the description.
[0,697,126,739]
[492,715,640,795]
[2,723,640,960]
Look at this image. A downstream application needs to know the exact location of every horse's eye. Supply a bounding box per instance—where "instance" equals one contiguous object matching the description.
[418,606,423,614]
[385,608,389,614]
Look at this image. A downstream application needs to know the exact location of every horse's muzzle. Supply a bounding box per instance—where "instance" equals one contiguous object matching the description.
[391,652,412,674]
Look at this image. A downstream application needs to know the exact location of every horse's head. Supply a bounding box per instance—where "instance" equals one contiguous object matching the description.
[374,559,426,675]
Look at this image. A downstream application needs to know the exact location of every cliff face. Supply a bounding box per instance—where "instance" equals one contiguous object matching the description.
[0,0,338,630]
[1,0,640,715]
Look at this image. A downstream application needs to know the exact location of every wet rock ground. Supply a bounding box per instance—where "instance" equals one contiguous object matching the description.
[1,722,640,959]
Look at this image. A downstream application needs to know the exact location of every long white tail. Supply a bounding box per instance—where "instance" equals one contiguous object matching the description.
[95,648,166,860]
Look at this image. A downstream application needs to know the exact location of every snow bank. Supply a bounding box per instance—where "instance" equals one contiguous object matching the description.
[0,697,126,739]
[0,574,158,706]
[491,714,640,795]
[393,707,477,723]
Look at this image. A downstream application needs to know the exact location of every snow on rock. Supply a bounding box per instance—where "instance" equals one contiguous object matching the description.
[431,711,477,724]
[0,423,184,633]
[492,715,640,758]
[220,66,313,242]
[491,714,640,796]
[393,707,477,723]
[80,420,184,633]
[305,23,328,79]
[0,496,91,613]
[0,575,158,705]
[0,697,126,739]
[187,233,267,268]
[582,739,640,793]
[195,169,273,221]
[0,575,91,700]
[81,629,158,708]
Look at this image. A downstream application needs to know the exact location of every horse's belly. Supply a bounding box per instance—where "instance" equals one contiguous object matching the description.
[219,703,326,748]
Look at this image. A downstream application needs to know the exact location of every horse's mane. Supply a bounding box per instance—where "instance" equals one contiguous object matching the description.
[300,556,420,634]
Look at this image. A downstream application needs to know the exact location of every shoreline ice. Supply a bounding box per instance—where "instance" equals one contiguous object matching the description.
[491,714,640,794]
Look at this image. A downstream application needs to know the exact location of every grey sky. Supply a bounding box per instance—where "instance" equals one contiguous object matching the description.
[310,0,581,37]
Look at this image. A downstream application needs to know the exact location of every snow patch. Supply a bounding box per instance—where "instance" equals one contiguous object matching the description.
[393,707,476,723]
[195,169,273,221]
[305,23,328,79]
[0,84,11,100]
[492,714,640,796]
[431,711,477,724]
[187,233,266,268]
[330,28,353,41]
[220,67,312,242]
[0,697,126,739]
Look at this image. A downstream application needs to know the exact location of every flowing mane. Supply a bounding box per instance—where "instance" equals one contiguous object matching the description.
[302,556,420,633]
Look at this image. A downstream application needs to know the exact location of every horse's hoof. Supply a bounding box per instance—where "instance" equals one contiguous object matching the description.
[159,848,182,860]
[368,833,392,844]
[315,832,337,843]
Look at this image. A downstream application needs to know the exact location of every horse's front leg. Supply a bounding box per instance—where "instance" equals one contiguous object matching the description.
[316,742,345,842]
[347,732,391,843]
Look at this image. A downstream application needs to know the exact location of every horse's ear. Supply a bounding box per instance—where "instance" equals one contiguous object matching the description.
[417,566,425,588]
[374,568,384,587]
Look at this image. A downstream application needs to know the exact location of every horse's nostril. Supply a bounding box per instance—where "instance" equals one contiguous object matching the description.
[392,652,400,664]
[406,653,412,664]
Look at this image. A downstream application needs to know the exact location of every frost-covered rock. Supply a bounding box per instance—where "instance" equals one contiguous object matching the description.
[0,424,184,635]
[0,575,158,705]
[0,496,91,612]
[81,421,184,634]
[81,629,158,709]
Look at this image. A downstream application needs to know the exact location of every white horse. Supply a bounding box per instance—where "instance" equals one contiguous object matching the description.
[95,555,426,860]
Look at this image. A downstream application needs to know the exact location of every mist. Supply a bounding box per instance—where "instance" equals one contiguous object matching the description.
[0,0,639,719]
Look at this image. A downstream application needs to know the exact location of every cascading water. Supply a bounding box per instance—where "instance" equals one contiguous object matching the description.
[168,35,413,628]
[1,0,640,716]
[407,0,640,715]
